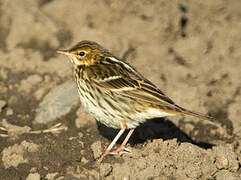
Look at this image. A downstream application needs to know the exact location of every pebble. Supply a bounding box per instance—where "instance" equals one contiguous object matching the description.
[45,173,58,180]
[33,80,79,124]
[26,173,41,180]
[81,157,89,164]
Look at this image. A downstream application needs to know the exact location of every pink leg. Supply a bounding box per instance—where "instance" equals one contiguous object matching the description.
[97,127,126,164]
[121,129,135,147]
[111,129,135,154]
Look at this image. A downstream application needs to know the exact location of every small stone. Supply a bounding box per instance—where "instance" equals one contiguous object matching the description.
[2,140,39,168]
[185,164,202,179]
[34,80,79,124]
[91,141,102,159]
[21,140,39,152]
[45,172,58,180]
[81,157,89,164]
[30,167,37,173]
[216,153,229,169]
[26,173,40,180]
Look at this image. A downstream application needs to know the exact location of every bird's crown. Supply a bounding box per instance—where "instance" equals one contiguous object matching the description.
[57,40,113,66]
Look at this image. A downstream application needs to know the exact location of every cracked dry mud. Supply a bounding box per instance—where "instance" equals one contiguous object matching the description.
[0,0,240,179]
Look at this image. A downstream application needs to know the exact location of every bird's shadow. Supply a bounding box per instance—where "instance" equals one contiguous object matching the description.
[97,117,214,149]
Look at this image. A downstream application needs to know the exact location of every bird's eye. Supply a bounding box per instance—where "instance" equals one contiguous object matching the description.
[77,51,85,56]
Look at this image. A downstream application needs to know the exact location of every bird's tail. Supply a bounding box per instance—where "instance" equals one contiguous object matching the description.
[178,106,217,123]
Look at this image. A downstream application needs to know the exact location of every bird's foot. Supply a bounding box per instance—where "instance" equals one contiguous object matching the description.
[97,145,131,164]
[109,145,131,155]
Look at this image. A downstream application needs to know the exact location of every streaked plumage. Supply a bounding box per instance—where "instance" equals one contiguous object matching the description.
[57,40,215,163]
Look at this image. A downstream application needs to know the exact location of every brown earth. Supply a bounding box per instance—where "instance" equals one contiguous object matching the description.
[0,0,240,179]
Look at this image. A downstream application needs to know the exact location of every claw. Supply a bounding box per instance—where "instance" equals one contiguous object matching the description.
[123,147,131,153]
[109,146,132,155]
[97,128,135,164]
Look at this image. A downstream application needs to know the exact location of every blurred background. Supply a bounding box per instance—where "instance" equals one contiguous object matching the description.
[0,0,240,179]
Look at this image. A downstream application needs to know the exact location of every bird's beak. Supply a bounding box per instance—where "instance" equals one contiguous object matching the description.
[56,49,71,56]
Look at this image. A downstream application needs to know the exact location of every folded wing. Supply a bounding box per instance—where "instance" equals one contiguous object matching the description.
[86,61,178,109]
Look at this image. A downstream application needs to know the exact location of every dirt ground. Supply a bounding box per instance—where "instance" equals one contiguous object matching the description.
[0,0,241,179]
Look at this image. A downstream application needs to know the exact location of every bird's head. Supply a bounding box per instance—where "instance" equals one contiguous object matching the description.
[57,40,110,66]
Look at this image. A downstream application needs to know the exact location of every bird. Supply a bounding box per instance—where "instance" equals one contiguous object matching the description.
[57,40,216,163]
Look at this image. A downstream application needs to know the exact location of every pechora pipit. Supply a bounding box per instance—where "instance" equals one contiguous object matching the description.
[57,40,216,163]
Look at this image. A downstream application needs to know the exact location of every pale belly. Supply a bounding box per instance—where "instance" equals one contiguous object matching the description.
[76,80,175,129]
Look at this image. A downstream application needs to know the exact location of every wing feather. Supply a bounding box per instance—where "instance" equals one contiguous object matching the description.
[86,61,176,107]
[82,57,216,121]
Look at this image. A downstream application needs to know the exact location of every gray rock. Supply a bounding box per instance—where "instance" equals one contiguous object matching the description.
[34,80,79,124]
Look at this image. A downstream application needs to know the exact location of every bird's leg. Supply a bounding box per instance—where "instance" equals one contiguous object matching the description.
[97,126,126,164]
[110,128,135,155]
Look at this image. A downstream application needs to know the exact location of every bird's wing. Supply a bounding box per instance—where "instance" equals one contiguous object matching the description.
[84,59,178,108]
[83,59,217,121]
